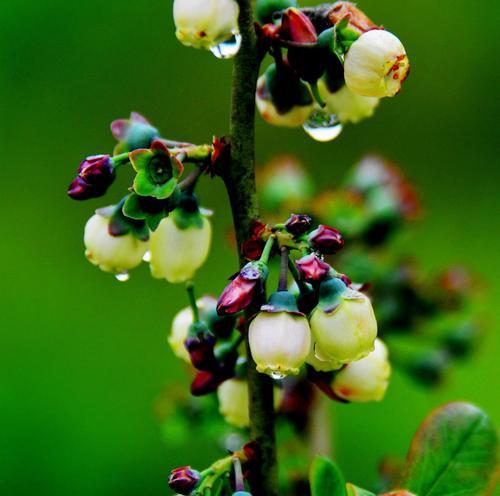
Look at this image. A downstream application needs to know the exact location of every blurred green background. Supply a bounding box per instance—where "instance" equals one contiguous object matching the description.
[1,0,499,494]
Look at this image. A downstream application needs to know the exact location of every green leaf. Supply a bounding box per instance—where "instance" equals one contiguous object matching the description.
[403,402,498,496]
[345,484,376,496]
[309,456,346,496]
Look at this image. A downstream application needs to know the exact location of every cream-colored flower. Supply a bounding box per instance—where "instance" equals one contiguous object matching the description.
[217,378,281,428]
[173,0,239,50]
[344,30,410,98]
[256,74,314,128]
[149,214,211,283]
[310,289,377,364]
[319,81,379,124]
[333,338,391,402]
[249,311,311,377]
[168,296,217,362]
[84,213,148,274]
[306,340,343,372]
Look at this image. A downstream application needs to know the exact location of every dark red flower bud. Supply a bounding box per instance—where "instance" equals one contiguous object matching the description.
[68,155,115,200]
[296,254,331,282]
[339,273,352,287]
[308,225,344,254]
[168,466,200,495]
[285,214,312,236]
[185,334,218,372]
[241,220,270,260]
[190,370,227,396]
[217,262,268,315]
[280,8,317,43]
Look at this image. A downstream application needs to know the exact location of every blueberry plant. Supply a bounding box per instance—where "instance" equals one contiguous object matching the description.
[67,1,498,495]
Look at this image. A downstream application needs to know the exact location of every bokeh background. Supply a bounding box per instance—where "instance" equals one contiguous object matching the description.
[1,0,499,494]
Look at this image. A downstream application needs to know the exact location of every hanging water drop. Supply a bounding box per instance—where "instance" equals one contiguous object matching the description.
[115,271,130,282]
[303,110,343,142]
[142,250,151,263]
[270,371,286,380]
[210,33,242,59]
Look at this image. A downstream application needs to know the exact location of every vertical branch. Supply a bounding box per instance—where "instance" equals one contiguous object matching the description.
[221,1,279,494]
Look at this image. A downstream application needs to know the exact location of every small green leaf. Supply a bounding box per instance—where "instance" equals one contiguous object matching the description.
[403,402,498,496]
[309,456,346,496]
[345,484,376,496]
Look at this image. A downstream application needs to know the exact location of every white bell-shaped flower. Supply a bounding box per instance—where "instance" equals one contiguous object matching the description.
[173,0,239,50]
[344,30,410,98]
[319,82,379,124]
[84,213,148,274]
[310,278,377,364]
[332,338,391,402]
[249,291,311,378]
[149,212,211,284]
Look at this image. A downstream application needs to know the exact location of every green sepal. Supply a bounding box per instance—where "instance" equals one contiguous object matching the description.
[187,320,211,340]
[255,0,297,24]
[309,456,346,496]
[214,333,241,362]
[98,200,150,241]
[122,190,179,231]
[171,193,204,230]
[316,277,347,313]
[261,290,303,316]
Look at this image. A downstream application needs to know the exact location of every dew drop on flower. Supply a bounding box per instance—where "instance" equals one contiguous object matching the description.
[210,33,242,59]
[115,271,130,282]
[270,372,286,380]
[303,110,343,142]
[142,250,151,263]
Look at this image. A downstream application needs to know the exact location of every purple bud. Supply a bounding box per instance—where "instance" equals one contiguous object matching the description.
[308,225,344,254]
[296,254,331,282]
[285,214,312,236]
[217,275,258,315]
[68,155,115,200]
[185,334,218,372]
[190,370,228,396]
[168,466,200,495]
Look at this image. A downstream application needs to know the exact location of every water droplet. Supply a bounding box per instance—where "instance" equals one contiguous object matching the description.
[115,271,130,282]
[303,110,343,142]
[210,33,242,59]
[142,250,151,263]
[270,372,286,380]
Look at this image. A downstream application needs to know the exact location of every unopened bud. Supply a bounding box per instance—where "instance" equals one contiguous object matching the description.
[285,214,312,236]
[308,225,344,254]
[168,466,200,495]
[68,155,115,200]
[280,7,317,43]
[295,254,331,282]
[217,262,268,315]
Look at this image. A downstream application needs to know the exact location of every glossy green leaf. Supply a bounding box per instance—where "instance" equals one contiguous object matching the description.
[403,402,498,496]
[309,456,346,496]
[345,483,376,496]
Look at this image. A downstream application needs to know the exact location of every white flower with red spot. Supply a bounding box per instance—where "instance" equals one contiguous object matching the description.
[344,30,410,98]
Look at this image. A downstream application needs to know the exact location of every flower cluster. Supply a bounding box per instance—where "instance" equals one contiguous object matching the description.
[254,1,410,139]
[67,112,214,282]
[171,1,409,141]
